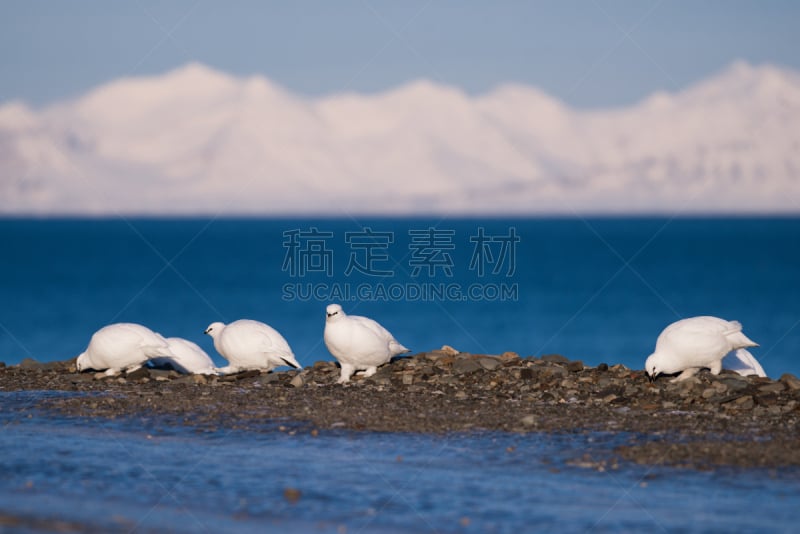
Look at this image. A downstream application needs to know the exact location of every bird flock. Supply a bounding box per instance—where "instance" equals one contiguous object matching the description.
[75,308,768,383]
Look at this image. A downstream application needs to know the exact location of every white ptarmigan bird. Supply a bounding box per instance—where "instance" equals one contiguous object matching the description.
[204,319,300,374]
[323,304,410,384]
[645,316,764,382]
[149,337,217,375]
[76,323,174,376]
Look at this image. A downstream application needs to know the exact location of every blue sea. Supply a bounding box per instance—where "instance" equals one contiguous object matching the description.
[1,217,800,532]
[1,217,798,375]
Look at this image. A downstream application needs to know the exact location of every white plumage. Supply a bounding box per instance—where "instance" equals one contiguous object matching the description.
[723,348,767,378]
[150,337,217,375]
[645,316,763,382]
[323,303,410,384]
[76,323,174,376]
[204,319,300,374]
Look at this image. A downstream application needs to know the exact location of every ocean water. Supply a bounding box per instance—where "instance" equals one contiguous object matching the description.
[2,391,799,533]
[0,217,798,377]
[2,218,800,532]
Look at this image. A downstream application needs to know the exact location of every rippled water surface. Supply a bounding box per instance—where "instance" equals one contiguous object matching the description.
[2,392,799,533]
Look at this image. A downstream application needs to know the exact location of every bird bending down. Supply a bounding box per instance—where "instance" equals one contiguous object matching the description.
[149,337,217,375]
[645,316,763,382]
[323,303,410,384]
[204,319,300,374]
[76,323,174,376]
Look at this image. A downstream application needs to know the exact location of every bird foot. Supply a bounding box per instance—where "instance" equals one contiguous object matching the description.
[670,368,700,382]
[362,367,378,378]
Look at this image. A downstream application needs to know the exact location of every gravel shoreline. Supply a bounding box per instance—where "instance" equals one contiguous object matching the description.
[2,348,800,470]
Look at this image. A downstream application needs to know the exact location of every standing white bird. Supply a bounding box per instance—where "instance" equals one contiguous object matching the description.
[323,303,410,384]
[76,323,174,376]
[204,319,300,374]
[645,316,762,382]
[149,337,217,375]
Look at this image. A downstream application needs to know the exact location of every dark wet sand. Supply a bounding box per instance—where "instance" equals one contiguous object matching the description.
[2,349,799,470]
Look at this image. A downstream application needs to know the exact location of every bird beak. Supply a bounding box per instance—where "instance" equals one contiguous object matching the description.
[203,328,211,335]
[647,372,655,383]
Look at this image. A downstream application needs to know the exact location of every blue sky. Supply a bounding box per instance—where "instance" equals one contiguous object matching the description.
[1,1,798,108]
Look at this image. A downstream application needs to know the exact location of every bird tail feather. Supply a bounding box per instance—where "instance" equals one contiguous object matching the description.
[726,331,758,349]
[728,320,743,331]
[143,345,176,359]
[280,353,301,369]
[723,321,757,348]
[724,348,767,378]
[390,341,411,355]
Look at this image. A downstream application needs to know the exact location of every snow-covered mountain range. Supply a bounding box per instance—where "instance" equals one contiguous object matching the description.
[1,61,798,215]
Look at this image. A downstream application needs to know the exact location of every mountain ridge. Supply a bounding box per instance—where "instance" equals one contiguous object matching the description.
[1,61,798,215]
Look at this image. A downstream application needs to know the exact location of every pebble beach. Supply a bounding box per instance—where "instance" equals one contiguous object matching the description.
[3,347,800,471]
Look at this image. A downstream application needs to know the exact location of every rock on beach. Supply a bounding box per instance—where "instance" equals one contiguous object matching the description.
[2,350,800,469]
